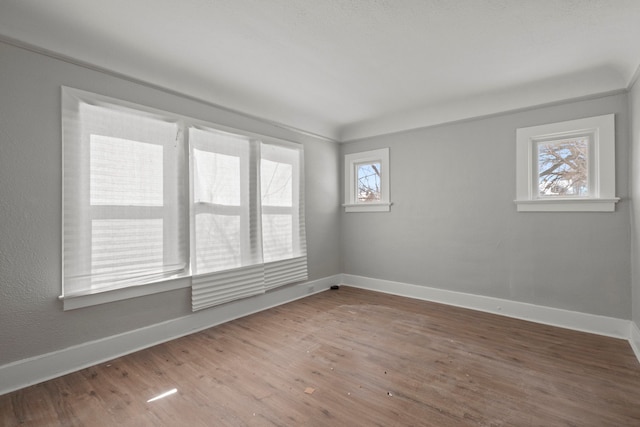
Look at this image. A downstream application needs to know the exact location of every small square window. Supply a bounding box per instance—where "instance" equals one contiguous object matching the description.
[344,148,391,212]
[536,135,589,198]
[515,114,619,212]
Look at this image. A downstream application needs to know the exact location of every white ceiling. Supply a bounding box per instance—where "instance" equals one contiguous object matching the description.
[1,0,640,142]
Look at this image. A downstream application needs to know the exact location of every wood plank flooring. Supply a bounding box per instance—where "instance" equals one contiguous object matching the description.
[2,286,640,426]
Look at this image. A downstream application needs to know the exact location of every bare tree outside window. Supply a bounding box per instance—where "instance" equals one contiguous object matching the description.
[537,137,588,197]
[357,162,381,202]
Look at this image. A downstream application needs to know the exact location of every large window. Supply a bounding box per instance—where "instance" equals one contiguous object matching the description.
[515,114,619,212]
[62,87,306,311]
[261,143,302,263]
[261,143,307,291]
[62,88,188,302]
[191,127,257,274]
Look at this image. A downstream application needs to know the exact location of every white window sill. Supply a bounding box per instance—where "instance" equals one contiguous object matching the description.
[343,202,392,213]
[59,276,191,310]
[515,197,620,212]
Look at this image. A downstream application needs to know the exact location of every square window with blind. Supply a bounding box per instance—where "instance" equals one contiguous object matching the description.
[62,87,307,311]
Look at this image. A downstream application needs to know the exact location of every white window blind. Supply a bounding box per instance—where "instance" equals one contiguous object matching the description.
[190,130,307,311]
[62,87,188,297]
[62,87,306,310]
[190,127,265,310]
[261,142,307,291]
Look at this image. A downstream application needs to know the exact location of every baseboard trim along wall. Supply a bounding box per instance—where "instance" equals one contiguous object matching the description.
[2,273,636,396]
[630,322,640,363]
[341,274,632,341]
[0,275,341,396]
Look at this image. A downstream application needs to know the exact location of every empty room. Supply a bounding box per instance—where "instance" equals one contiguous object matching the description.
[2,1,640,425]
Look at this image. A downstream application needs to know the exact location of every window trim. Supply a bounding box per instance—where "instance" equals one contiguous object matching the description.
[343,148,391,212]
[61,87,307,310]
[515,114,619,212]
[61,87,190,310]
[60,277,191,310]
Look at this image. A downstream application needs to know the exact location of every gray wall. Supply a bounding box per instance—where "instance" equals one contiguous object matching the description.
[341,94,631,319]
[0,41,341,366]
[630,78,640,328]
[0,37,634,370]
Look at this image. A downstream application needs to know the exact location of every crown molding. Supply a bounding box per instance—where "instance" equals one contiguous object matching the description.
[0,34,339,144]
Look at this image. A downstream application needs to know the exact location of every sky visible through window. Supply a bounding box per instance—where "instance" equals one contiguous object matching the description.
[537,136,588,197]
[357,162,381,202]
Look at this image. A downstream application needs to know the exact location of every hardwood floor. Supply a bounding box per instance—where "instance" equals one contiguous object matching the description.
[2,286,640,426]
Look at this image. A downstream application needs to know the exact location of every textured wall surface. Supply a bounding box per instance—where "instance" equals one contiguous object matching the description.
[0,36,634,370]
[630,79,640,327]
[0,41,341,366]
[341,94,631,319]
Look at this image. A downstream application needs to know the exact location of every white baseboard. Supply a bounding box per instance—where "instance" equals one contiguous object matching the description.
[630,322,640,363]
[341,274,631,340]
[3,274,635,397]
[0,275,341,396]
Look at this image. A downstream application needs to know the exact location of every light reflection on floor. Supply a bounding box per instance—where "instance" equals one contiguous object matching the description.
[146,388,177,403]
